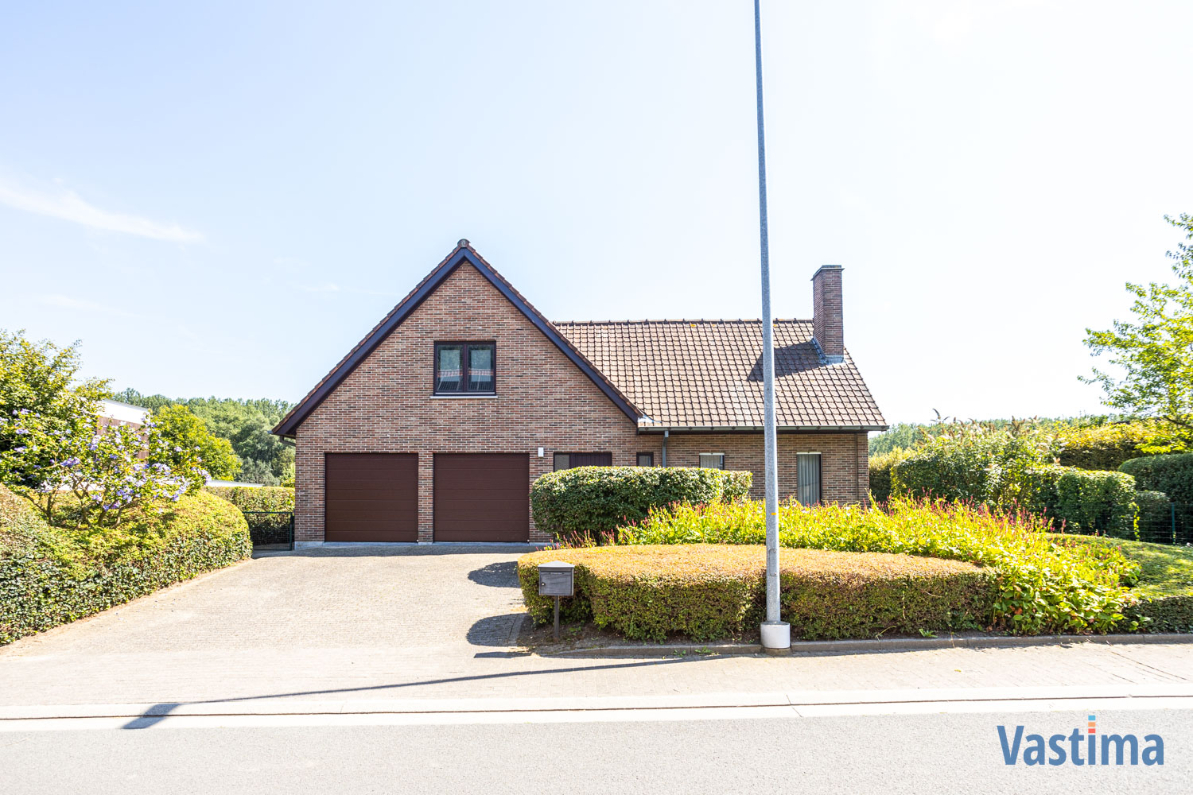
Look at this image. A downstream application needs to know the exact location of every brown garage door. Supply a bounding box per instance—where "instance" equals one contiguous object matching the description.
[325,453,418,542]
[433,454,529,542]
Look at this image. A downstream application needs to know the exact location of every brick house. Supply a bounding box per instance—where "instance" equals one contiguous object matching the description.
[273,241,886,545]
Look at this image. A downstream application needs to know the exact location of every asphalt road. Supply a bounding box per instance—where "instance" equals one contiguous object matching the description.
[3,708,1188,794]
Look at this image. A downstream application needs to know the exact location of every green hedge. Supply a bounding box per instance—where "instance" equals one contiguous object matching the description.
[868,449,911,503]
[530,467,752,542]
[1121,454,1193,503]
[1,486,251,645]
[517,545,996,642]
[1126,594,1193,633]
[205,486,294,513]
[1033,465,1138,537]
[206,486,294,545]
[616,498,1139,635]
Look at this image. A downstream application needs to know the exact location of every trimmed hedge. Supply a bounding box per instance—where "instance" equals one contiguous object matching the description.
[617,498,1138,634]
[1,486,251,645]
[205,486,294,513]
[206,486,294,545]
[1121,454,1193,503]
[1033,465,1138,537]
[868,448,911,503]
[1127,594,1193,633]
[530,467,752,541]
[1134,490,1171,542]
[517,545,996,642]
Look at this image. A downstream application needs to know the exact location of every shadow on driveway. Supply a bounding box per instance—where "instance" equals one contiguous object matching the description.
[468,561,519,588]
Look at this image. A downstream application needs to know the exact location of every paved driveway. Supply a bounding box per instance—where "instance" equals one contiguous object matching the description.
[3,546,1193,710]
[0,545,533,706]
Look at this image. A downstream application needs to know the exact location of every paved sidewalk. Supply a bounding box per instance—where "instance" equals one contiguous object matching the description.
[2,545,1192,709]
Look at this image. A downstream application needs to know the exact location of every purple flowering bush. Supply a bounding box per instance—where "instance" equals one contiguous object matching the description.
[0,403,208,529]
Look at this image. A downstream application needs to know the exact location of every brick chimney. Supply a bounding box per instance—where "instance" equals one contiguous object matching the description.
[811,265,844,364]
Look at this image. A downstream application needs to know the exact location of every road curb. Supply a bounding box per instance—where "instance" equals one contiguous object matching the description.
[544,632,1193,658]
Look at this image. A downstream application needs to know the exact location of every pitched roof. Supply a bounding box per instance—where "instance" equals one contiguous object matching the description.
[554,320,886,431]
[273,243,887,438]
[272,242,642,437]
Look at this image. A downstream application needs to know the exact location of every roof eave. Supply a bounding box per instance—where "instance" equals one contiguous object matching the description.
[272,245,642,437]
[637,424,889,433]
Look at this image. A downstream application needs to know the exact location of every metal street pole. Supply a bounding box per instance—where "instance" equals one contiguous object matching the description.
[753,0,790,652]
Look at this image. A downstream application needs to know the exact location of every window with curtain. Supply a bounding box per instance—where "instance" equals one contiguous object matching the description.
[797,452,821,505]
[434,342,495,394]
[698,453,725,470]
[636,452,654,467]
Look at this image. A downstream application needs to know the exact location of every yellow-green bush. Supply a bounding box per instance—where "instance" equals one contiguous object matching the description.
[0,485,251,645]
[615,498,1139,635]
[517,545,996,642]
[1055,422,1170,471]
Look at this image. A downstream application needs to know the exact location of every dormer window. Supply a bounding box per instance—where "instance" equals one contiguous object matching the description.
[435,342,495,395]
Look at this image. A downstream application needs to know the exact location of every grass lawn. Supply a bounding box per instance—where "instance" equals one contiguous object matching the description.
[1073,537,1193,598]
[1057,535,1193,633]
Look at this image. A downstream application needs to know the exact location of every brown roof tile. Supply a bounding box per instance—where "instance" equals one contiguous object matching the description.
[554,319,886,430]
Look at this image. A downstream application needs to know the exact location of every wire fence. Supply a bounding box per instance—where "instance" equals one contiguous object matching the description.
[242,510,294,550]
[1136,503,1193,546]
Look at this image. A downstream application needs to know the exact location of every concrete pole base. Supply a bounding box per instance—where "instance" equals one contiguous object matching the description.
[761,620,791,651]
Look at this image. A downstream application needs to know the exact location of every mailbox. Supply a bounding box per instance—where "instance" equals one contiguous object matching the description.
[537,561,575,597]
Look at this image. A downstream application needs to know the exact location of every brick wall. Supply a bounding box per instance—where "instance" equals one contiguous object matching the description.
[663,432,869,504]
[293,262,869,544]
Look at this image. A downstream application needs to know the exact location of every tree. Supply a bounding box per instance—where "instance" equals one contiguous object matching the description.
[1084,214,1193,453]
[114,389,295,482]
[150,404,240,487]
[0,330,111,491]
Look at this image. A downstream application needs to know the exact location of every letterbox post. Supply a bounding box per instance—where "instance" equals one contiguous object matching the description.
[537,561,575,642]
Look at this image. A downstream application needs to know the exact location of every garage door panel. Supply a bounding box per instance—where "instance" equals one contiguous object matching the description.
[434,454,529,542]
[325,453,418,542]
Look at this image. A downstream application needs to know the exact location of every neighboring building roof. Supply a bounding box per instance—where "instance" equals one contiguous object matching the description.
[98,399,150,426]
[272,242,642,437]
[556,320,886,431]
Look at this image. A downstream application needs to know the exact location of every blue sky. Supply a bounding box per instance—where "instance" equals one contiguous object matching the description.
[1,0,1190,425]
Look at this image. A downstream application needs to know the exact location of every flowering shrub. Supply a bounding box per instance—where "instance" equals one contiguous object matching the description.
[0,403,208,529]
[615,498,1139,635]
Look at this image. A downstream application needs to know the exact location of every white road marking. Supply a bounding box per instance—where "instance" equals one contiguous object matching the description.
[2,695,1192,732]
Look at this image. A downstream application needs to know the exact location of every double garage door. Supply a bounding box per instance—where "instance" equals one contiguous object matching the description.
[324,453,528,543]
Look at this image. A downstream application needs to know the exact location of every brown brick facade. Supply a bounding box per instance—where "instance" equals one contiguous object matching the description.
[294,262,870,544]
[663,432,869,505]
